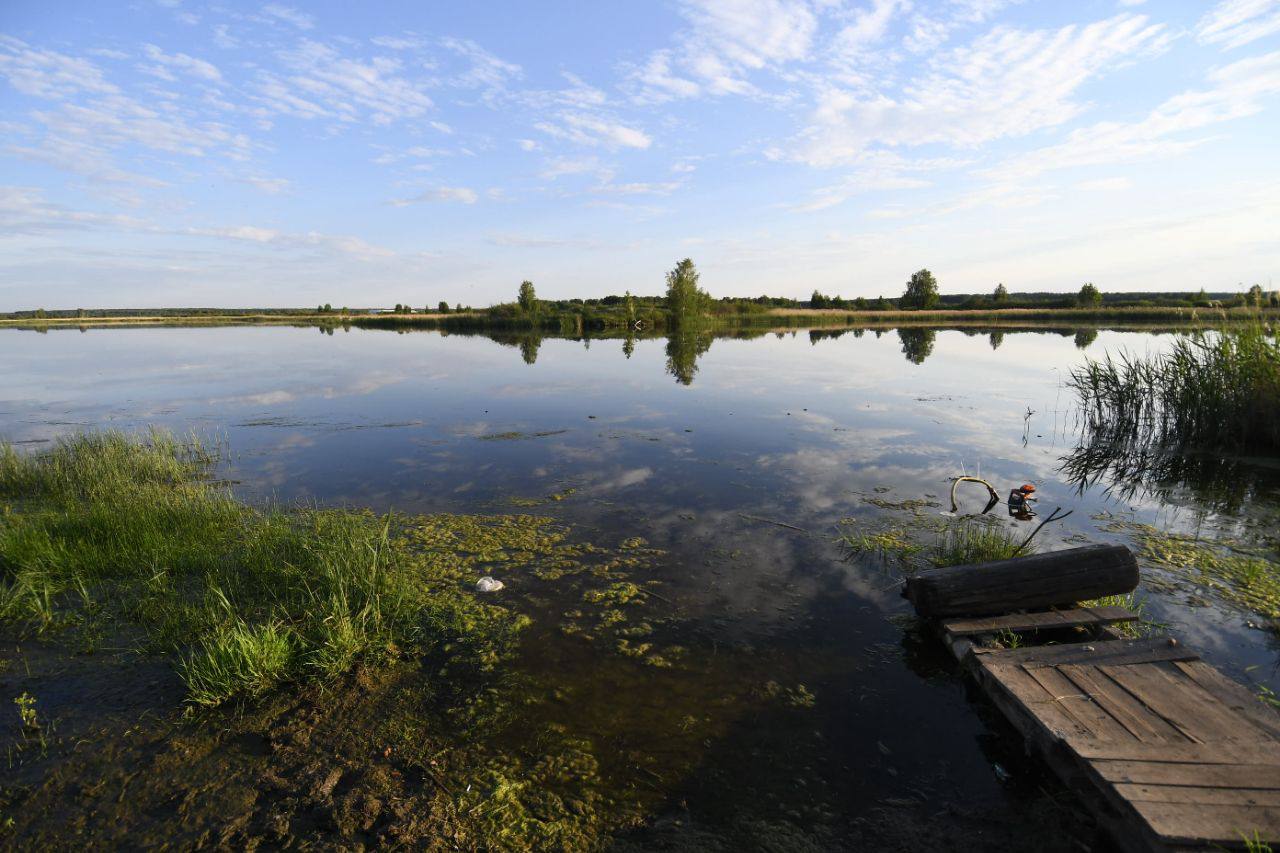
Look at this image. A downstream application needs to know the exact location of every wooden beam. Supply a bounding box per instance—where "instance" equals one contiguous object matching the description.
[904,544,1139,617]
[941,605,1138,637]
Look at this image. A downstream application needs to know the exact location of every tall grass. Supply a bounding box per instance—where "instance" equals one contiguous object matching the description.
[0,431,522,707]
[1069,326,1280,452]
[931,519,1026,567]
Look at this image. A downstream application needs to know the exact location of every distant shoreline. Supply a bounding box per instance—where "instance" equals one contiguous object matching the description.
[2,304,1276,331]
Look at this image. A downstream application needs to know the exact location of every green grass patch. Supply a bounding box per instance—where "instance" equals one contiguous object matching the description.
[0,431,549,706]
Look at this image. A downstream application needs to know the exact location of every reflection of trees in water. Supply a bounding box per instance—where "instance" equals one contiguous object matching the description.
[1074,328,1098,350]
[519,335,541,365]
[1059,437,1275,517]
[897,328,936,364]
[988,331,1004,350]
[665,331,713,385]
[622,335,635,359]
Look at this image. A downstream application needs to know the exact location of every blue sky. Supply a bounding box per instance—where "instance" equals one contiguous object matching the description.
[1,0,1278,309]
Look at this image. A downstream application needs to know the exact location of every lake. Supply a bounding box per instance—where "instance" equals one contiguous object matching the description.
[3,322,1278,848]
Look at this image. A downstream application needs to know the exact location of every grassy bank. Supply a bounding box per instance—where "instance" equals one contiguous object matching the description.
[1070,325,1280,452]
[0,431,530,706]
[6,304,1277,333]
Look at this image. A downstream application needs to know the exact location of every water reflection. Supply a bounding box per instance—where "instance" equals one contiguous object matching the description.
[897,328,936,365]
[664,329,714,385]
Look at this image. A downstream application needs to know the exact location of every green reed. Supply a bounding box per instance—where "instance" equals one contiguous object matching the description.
[1070,326,1280,452]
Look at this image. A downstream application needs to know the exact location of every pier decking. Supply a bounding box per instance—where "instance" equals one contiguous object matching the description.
[906,546,1280,850]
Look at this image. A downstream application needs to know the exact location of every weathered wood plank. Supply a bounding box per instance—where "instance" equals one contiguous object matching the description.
[1023,665,1137,743]
[1059,664,1190,744]
[1103,663,1261,745]
[1126,801,1280,845]
[1171,660,1280,741]
[978,660,1097,743]
[977,637,1199,668]
[1092,759,1280,788]
[1075,740,1280,764]
[1114,783,1280,806]
[940,606,1138,637]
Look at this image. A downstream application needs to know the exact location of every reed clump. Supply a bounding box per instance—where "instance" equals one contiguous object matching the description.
[0,431,529,707]
[1069,326,1280,452]
[930,518,1025,567]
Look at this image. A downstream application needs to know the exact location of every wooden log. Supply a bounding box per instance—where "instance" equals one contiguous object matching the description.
[903,543,1138,618]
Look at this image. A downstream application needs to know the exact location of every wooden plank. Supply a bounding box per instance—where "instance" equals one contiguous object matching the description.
[1075,739,1280,764]
[977,637,1199,668]
[1126,801,1280,845]
[1171,660,1280,741]
[1059,664,1190,744]
[1092,759,1280,788]
[1103,663,1262,745]
[1114,783,1280,806]
[1023,665,1137,743]
[976,660,1096,744]
[941,606,1138,637]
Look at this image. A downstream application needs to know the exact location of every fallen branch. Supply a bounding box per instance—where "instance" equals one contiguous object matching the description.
[1013,506,1074,556]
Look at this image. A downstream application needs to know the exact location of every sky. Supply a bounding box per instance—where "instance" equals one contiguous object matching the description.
[1,0,1279,310]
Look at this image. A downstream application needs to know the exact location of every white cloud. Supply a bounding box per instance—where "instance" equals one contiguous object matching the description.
[592,181,683,196]
[535,112,651,149]
[785,13,1169,167]
[392,186,479,205]
[630,0,817,102]
[0,37,119,99]
[261,4,315,30]
[989,50,1280,181]
[240,175,292,194]
[255,40,434,124]
[540,156,613,180]
[1197,0,1280,50]
[441,37,522,95]
[140,44,222,82]
[1076,176,1134,191]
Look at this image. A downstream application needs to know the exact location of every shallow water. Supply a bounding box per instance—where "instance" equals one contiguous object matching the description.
[3,323,1279,844]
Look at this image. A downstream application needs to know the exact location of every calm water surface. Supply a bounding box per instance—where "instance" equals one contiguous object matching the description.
[3,323,1278,841]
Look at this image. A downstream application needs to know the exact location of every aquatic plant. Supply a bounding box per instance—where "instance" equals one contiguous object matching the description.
[930,518,1026,567]
[0,431,546,706]
[1069,325,1280,453]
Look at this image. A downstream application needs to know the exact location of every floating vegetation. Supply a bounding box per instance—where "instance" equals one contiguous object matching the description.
[478,429,569,441]
[839,525,922,561]
[760,680,817,708]
[506,486,578,507]
[862,496,939,512]
[1098,517,1280,620]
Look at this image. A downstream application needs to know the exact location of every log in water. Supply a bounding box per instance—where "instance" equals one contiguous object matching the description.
[903,543,1139,617]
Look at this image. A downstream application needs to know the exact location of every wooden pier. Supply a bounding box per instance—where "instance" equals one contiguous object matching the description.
[905,544,1280,851]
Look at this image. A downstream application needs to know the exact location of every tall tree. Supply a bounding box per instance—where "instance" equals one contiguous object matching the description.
[665,258,709,326]
[901,269,939,309]
[518,280,538,314]
[1077,282,1102,308]
[993,283,1008,304]
[437,301,449,313]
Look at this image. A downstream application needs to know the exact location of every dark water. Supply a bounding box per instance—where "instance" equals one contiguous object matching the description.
[3,323,1278,842]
